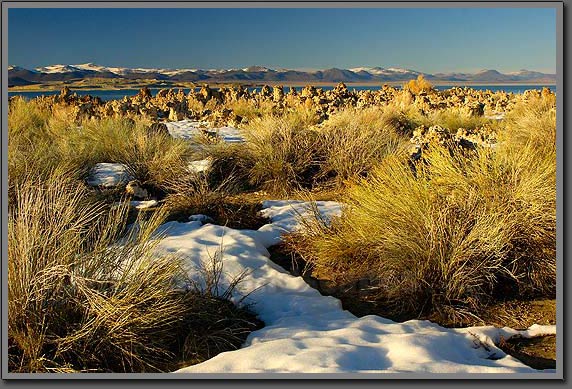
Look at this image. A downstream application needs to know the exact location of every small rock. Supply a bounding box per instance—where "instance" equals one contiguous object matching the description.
[188,214,215,224]
[125,180,149,200]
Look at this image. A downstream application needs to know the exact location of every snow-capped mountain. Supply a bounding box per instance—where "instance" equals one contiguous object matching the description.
[350,67,421,76]
[35,64,85,74]
[8,63,556,87]
[242,66,273,72]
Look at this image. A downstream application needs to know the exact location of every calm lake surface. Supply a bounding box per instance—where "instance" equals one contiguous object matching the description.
[9,85,556,102]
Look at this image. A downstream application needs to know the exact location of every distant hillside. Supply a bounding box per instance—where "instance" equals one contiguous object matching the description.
[8,63,557,87]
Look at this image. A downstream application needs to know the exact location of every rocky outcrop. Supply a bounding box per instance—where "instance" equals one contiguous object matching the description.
[19,84,553,130]
[409,122,499,161]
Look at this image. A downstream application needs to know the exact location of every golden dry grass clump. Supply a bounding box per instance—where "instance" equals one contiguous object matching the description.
[285,94,556,324]
[234,106,415,194]
[225,98,276,121]
[8,99,262,373]
[241,108,323,194]
[8,170,261,373]
[316,106,409,185]
[8,172,182,372]
[8,98,196,198]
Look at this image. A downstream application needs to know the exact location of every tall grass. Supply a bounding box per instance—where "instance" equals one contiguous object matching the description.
[8,97,52,140]
[8,99,90,199]
[8,172,180,372]
[502,92,556,149]
[419,107,496,132]
[78,116,194,192]
[8,170,261,372]
[163,171,236,220]
[238,106,412,193]
[8,99,262,372]
[242,109,322,194]
[226,98,276,121]
[285,96,556,324]
[9,99,194,196]
[316,107,408,185]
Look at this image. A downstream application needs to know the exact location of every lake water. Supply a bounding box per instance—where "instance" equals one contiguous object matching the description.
[9,85,556,101]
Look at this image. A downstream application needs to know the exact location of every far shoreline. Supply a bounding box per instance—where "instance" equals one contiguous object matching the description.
[8,80,557,93]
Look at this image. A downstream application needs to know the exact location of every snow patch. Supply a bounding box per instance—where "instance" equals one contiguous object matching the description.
[130,200,158,209]
[164,120,206,140]
[165,120,244,174]
[165,120,245,144]
[87,163,132,187]
[146,200,556,374]
[187,158,212,173]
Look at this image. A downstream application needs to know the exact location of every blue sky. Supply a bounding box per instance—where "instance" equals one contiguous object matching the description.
[8,7,556,73]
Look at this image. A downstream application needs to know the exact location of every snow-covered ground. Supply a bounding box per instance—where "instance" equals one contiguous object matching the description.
[164,120,208,140]
[148,200,556,374]
[87,162,132,187]
[165,120,245,143]
[164,120,245,174]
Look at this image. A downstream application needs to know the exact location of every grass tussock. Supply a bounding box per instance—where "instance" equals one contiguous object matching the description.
[317,107,408,185]
[8,171,261,372]
[9,172,178,372]
[286,96,556,324]
[226,98,276,121]
[420,107,496,132]
[79,116,193,192]
[242,109,322,194]
[8,98,263,372]
[163,172,236,219]
[236,106,412,193]
[8,97,52,139]
[502,92,556,149]
[8,100,93,196]
[9,98,194,197]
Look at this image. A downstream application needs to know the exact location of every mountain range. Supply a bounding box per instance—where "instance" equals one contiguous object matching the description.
[8,63,556,87]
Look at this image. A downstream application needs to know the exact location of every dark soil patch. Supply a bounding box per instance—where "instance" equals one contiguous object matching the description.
[164,294,264,372]
[479,299,556,329]
[212,199,268,230]
[165,191,270,230]
[268,244,412,321]
[499,335,556,370]
[483,299,556,371]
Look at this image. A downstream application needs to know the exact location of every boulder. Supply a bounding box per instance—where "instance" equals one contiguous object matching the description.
[125,180,149,200]
[273,85,285,102]
[168,107,184,121]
